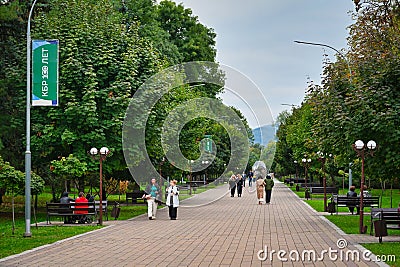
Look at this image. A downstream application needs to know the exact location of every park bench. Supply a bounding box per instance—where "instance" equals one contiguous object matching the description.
[309,187,338,199]
[300,183,321,188]
[46,202,96,224]
[370,208,400,242]
[177,185,191,194]
[126,190,146,204]
[286,179,305,185]
[331,195,380,214]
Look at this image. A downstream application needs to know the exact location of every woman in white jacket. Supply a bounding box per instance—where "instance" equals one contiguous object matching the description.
[166,179,179,220]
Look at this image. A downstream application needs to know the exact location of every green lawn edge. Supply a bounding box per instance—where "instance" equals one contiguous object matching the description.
[283,182,400,266]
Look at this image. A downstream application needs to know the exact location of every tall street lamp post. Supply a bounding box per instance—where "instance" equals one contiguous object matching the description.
[24,0,39,238]
[317,152,332,212]
[293,160,299,184]
[294,40,352,82]
[89,147,110,226]
[352,140,377,234]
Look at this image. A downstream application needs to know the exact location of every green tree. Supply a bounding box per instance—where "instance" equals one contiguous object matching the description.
[50,154,87,201]
[157,0,216,62]
[0,156,44,204]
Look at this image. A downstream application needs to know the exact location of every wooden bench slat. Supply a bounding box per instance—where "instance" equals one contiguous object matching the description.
[309,187,338,199]
[331,195,380,214]
[126,191,146,204]
[46,202,97,224]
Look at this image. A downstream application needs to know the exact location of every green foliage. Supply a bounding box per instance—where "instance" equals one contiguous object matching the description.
[273,0,400,189]
[51,154,87,178]
[157,0,216,62]
[0,0,253,199]
[0,156,44,196]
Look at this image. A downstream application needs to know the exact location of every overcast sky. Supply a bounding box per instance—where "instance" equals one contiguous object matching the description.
[169,0,355,128]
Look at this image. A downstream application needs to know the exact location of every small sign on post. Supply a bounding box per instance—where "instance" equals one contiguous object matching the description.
[204,134,212,153]
[32,40,59,106]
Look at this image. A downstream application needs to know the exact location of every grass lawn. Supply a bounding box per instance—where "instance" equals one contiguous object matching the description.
[0,211,102,259]
[0,200,149,259]
[283,182,400,266]
[362,243,400,266]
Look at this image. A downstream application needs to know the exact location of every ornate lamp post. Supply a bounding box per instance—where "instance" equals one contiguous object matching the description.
[352,140,377,234]
[317,152,332,212]
[89,147,110,226]
[301,158,311,188]
[293,160,299,184]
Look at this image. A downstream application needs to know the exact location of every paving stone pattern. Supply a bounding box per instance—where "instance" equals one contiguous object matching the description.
[0,181,389,267]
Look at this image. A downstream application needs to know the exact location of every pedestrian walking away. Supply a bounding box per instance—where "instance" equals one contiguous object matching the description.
[256,176,266,205]
[264,175,274,204]
[166,179,179,220]
[248,171,253,187]
[143,178,162,220]
[236,174,244,197]
[228,175,237,197]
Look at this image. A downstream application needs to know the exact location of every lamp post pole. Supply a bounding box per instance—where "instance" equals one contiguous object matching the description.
[202,160,209,185]
[89,147,110,226]
[294,160,298,184]
[99,156,104,225]
[294,40,352,82]
[159,157,165,194]
[352,140,377,234]
[24,0,39,238]
[302,158,311,188]
[189,160,194,195]
[317,152,332,212]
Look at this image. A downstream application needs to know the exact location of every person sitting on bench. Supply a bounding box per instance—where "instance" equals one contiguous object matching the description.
[346,186,359,215]
[74,192,89,223]
[60,192,74,223]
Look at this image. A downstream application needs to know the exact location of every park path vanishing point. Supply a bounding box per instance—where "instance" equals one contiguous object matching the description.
[0,181,389,267]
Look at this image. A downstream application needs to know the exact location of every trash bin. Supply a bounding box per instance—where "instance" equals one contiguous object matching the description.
[327,202,336,214]
[296,185,300,192]
[374,220,387,243]
[111,202,120,220]
[305,189,310,200]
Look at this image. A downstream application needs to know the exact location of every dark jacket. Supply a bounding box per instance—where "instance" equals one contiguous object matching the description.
[347,191,357,197]
[264,177,274,191]
[60,192,74,204]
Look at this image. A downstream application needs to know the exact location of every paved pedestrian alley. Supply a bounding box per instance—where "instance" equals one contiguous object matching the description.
[0,181,390,266]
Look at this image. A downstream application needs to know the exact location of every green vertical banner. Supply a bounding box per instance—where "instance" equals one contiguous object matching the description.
[32,40,59,106]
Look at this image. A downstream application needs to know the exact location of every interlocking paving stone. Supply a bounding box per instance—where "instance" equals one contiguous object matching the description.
[0,181,394,266]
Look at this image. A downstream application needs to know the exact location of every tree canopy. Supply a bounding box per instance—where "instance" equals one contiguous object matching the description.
[273,0,400,188]
[0,0,253,196]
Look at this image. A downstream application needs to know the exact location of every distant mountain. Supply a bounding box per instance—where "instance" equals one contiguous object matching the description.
[252,125,276,146]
